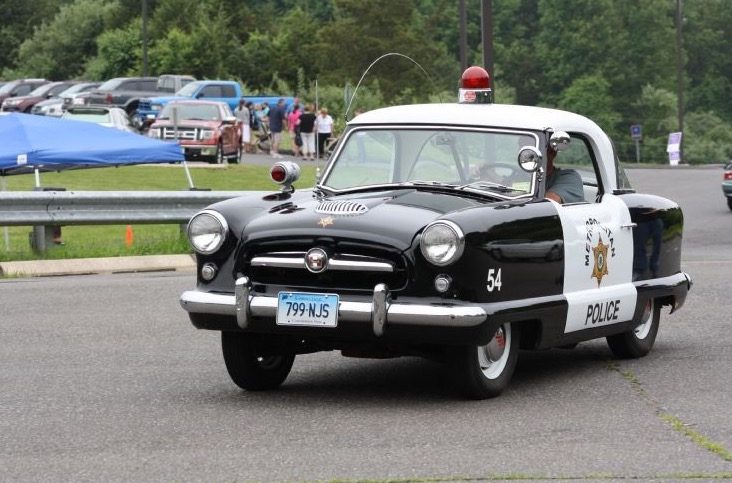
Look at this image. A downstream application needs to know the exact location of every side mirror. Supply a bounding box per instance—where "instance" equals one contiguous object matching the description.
[195,92,204,99]
[518,146,542,172]
[549,131,571,151]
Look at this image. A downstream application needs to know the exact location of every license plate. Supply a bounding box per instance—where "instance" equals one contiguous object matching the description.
[276,292,339,327]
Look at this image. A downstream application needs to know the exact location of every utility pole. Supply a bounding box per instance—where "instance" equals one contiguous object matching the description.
[675,0,684,162]
[481,0,494,86]
[459,0,467,72]
[142,0,149,77]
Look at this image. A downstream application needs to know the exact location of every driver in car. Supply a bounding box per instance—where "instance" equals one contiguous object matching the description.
[544,146,585,204]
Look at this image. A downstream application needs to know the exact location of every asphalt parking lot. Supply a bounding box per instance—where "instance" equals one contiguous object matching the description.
[1,167,730,481]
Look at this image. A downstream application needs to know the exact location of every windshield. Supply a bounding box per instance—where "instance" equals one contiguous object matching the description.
[64,111,111,123]
[321,127,539,198]
[159,103,221,120]
[0,81,18,95]
[97,78,124,90]
[58,83,89,96]
[175,82,201,97]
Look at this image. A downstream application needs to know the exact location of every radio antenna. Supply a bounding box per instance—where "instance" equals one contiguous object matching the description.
[344,52,440,122]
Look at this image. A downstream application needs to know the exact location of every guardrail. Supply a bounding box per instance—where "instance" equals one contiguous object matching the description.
[0,190,265,252]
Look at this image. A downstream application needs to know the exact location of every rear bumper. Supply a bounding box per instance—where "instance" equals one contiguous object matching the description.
[722,181,732,197]
[180,277,489,341]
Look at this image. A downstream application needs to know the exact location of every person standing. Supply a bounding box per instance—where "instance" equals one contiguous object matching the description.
[268,98,287,158]
[287,103,302,158]
[233,99,251,156]
[315,107,334,158]
[298,103,317,161]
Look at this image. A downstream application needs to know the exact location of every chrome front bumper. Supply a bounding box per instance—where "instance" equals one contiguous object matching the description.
[180,277,487,337]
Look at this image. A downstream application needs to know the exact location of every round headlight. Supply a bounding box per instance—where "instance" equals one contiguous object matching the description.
[187,210,228,254]
[420,221,465,266]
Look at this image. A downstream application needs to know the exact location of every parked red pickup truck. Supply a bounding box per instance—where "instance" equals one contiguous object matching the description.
[147,100,241,164]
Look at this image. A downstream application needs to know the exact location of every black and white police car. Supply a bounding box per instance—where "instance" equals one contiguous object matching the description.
[180,67,692,399]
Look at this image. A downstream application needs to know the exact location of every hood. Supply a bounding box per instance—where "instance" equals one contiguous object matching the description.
[35,98,63,108]
[240,189,487,251]
[146,95,187,105]
[3,95,41,105]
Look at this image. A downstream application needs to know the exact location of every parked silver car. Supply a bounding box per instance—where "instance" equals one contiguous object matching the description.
[61,105,136,133]
[32,82,101,117]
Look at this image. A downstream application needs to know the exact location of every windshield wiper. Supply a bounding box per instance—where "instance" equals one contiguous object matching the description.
[457,181,517,193]
[406,180,458,187]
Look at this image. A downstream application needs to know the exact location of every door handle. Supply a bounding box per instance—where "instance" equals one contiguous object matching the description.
[621,223,637,229]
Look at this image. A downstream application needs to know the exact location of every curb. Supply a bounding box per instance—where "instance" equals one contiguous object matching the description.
[0,254,196,278]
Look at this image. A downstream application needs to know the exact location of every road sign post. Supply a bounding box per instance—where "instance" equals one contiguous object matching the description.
[630,124,642,163]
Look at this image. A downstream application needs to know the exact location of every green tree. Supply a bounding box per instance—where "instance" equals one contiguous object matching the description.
[682,111,732,165]
[8,0,122,80]
[313,0,451,102]
[684,0,732,123]
[0,0,64,75]
[630,85,676,163]
[557,75,620,134]
[84,22,141,80]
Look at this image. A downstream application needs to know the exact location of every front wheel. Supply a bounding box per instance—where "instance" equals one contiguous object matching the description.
[606,298,660,358]
[451,323,519,399]
[221,332,295,391]
[214,142,225,164]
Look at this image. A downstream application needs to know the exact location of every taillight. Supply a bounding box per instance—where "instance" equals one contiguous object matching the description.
[105,94,113,104]
[724,171,732,181]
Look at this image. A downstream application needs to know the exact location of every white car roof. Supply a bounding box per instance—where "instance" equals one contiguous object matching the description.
[349,102,618,191]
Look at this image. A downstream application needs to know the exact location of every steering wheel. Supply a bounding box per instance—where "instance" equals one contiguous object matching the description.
[475,163,522,185]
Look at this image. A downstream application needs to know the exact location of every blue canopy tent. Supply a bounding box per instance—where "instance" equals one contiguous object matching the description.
[0,112,191,250]
[0,112,189,185]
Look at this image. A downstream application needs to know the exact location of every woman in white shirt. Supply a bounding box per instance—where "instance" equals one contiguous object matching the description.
[315,107,334,158]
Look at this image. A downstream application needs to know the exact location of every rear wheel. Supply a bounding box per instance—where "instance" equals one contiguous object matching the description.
[451,323,519,399]
[221,332,295,391]
[606,298,660,358]
[727,197,732,211]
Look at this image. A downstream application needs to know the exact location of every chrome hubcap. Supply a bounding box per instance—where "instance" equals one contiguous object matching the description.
[477,324,511,379]
[634,300,654,340]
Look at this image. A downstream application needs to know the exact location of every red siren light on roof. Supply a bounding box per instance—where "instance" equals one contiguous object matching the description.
[458,66,494,104]
[461,66,491,89]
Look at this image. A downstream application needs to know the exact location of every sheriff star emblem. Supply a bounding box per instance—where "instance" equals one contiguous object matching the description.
[318,216,334,228]
[591,236,609,287]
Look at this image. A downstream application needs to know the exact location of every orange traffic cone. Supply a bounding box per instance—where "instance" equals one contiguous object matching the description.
[125,225,134,248]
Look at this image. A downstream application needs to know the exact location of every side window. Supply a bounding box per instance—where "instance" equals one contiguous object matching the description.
[14,85,33,96]
[553,135,600,202]
[221,85,236,98]
[140,80,158,90]
[200,85,222,98]
[49,84,69,96]
[120,80,136,90]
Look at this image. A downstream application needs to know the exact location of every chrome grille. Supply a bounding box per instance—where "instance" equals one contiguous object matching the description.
[162,126,198,140]
[251,252,394,272]
[315,200,368,215]
[241,240,408,293]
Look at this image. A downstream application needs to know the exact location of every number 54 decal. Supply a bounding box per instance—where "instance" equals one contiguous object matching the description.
[486,268,502,292]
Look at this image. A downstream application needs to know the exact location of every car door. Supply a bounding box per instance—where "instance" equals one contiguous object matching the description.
[552,135,637,334]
